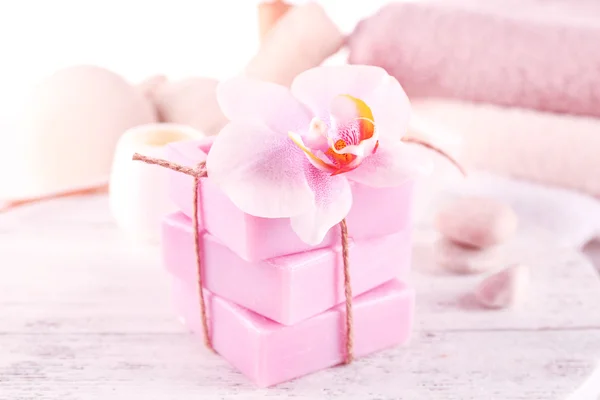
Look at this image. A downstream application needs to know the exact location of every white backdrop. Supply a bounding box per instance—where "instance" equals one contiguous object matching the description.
[0,0,396,194]
[0,0,393,119]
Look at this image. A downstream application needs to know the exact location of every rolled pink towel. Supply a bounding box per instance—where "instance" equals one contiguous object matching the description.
[409,98,600,197]
[348,1,600,117]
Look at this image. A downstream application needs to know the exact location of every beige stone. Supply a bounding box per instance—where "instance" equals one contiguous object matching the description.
[435,238,500,274]
[435,197,518,248]
[474,264,530,309]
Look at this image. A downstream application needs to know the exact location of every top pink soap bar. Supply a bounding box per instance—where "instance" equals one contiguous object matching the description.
[167,138,414,262]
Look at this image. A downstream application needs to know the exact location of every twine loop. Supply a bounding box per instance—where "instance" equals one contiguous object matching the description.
[132,153,356,363]
[131,136,464,364]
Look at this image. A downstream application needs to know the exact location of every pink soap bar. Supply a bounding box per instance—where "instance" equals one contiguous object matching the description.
[166,138,414,262]
[162,212,412,326]
[171,278,414,387]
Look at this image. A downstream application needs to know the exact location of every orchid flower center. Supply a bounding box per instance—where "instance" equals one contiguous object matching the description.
[289,94,379,175]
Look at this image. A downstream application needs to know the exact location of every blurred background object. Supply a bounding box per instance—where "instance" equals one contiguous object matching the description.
[349,0,600,117]
[0,1,260,208]
[148,77,227,136]
[349,0,600,198]
[1,65,156,201]
[410,99,600,197]
[245,2,343,87]
[0,0,388,210]
[257,0,293,41]
[1,0,599,244]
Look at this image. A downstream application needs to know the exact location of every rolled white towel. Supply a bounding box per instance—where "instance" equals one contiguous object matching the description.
[410,98,600,198]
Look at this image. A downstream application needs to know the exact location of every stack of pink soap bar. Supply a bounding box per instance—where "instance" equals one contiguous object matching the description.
[160,138,417,387]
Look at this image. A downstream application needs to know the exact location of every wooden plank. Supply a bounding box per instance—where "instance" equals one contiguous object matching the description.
[1,194,599,398]
[0,330,598,400]
[2,196,598,333]
[411,229,600,332]
[584,240,600,275]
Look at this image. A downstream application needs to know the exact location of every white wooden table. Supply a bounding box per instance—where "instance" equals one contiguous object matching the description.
[1,195,599,399]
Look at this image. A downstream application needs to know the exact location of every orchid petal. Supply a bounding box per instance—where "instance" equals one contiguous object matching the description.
[331,95,376,142]
[290,165,352,245]
[304,118,329,151]
[344,140,433,188]
[329,137,378,158]
[217,77,312,134]
[291,66,410,141]
[206,121,314,218]
[289,132,338,173]
[366,74,411,140]
[291,65,389,118]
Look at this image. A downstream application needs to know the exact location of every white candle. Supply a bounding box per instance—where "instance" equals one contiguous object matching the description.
[109,123,205,243]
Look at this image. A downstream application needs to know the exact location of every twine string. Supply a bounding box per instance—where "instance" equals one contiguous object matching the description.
[0,185,108,213]
[132,153,354,362]
[191,162,213,351]
[401,136,467,177]
[133,153,214,352]
[339,219,353,364]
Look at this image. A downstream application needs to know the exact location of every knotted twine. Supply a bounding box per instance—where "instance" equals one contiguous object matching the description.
[131,154,357,363]
[131,136,463,365]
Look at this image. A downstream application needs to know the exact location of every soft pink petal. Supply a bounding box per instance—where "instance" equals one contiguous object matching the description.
[291,65,389,118]
[289,131,338,173]
[330,95,361,126]
[366,74,411,140]
[217,77,312,134]
[302,117,329,151]
[290,165,352,245]
[344,140,433,188]
[206,121,314,218]
[330,137,378,158]
[291,66,410,140]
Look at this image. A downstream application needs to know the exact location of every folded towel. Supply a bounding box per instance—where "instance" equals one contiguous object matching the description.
[348,1,600,117]
[409,98,600,198]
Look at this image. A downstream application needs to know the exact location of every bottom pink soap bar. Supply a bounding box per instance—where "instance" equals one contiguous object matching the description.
[172,279,414,387]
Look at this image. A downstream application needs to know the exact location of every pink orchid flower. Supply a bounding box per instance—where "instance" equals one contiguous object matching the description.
[206,65,433,245]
